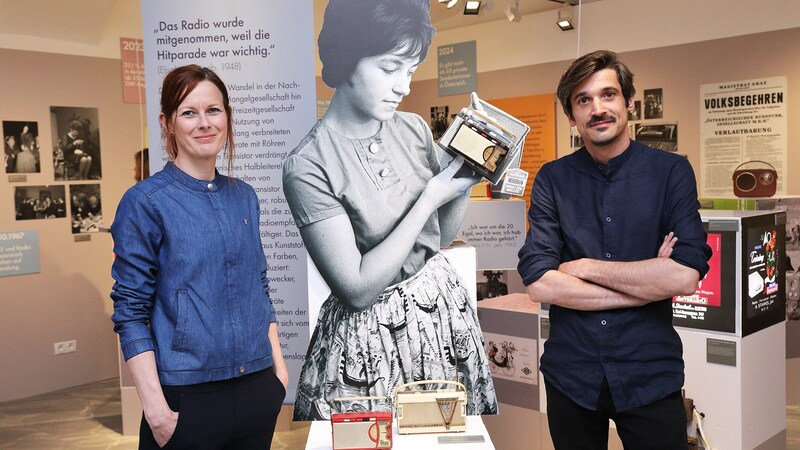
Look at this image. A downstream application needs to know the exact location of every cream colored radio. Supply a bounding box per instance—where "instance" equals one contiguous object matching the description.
[394,380,467,435]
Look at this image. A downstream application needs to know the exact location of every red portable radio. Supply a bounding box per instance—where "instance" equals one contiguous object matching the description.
[331,397,392,450]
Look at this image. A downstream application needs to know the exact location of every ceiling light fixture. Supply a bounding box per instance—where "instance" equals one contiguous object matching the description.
[557,5,574,30]
[464,0,481,15]
[504,0,521,23]
[446,0,460,9]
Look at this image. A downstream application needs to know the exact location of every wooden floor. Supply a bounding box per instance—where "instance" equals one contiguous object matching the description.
[0,379,798,449]
[0,378,310,449]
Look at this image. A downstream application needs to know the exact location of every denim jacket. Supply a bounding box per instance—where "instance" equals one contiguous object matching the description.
[111,162,277,385]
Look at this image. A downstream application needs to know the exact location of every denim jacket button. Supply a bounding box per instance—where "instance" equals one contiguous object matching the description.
[206,183,214,190]
[239,366,245,373]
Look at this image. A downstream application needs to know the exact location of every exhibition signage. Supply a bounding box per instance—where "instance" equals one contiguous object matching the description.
[120,38,145,104]
[141,0,317,401]
[460,199,525,270]
[437,41,477,96]
[0,230,40,277]
[673,230,736,333]
[700,76,787,197]
[741,218,786,336]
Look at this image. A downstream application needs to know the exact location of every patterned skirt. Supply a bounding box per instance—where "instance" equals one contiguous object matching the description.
[293,253,497,420]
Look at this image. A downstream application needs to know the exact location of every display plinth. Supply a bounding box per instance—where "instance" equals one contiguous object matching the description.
[676,210,787,449]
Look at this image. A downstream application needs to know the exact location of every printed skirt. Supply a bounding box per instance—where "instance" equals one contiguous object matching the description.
[293,253,497,420]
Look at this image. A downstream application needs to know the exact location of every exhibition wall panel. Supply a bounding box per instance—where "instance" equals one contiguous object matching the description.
[0,48,144,402]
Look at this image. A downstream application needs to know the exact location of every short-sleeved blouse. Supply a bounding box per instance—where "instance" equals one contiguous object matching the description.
[282,111,442,284]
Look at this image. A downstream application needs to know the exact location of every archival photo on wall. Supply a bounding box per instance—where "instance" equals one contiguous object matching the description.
[3,121,40,174]
[643,88,663,119]
[13,185,67,220]
[634,122,678,153]
[430,105,449,140]
[628,100,641,121]
[50,106,102,181]
[69,183,102,234]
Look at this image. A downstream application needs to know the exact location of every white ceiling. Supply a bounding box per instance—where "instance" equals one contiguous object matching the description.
[0,0,599,45]
[0,0,116,44]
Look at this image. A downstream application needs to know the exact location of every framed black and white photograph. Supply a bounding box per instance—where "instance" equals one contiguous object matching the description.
[643,88,663,119]
[430,105,449,140]
[50,106,102,181]
[635,122,678,152]
[68,183,103,234]
[3,121,40,174]
[14,185,67,220]
[628,100,641,121]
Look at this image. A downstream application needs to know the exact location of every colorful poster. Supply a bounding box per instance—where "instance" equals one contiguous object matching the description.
[141,0,316,402]
[675,233,722,308]
[740,216,786,336]
[745,227,781,317]
[700,77,787,197]
[673,230,737,333]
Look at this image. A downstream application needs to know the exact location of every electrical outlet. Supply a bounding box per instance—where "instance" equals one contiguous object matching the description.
[54,340,77,355]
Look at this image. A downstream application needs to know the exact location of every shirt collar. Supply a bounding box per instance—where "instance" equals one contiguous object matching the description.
[164,161,222,192]
[579,141,636,176]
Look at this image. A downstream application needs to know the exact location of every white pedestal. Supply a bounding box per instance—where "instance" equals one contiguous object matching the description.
[678,324,786,449]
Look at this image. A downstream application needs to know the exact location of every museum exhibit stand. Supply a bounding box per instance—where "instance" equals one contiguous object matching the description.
[674,210,787,449]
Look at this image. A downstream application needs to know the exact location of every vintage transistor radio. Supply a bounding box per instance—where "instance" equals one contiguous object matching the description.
[394,380,467,435]
[331,397,392,450]
[732,160,777,197]
[438,98,529,186]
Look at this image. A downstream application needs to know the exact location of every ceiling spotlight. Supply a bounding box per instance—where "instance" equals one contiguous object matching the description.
[557,5,574,30]
[504,0,521,22]
[446,0,459,9]
[464,1,481,14]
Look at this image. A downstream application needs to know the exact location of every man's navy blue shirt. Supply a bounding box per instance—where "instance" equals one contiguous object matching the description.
[518,140,711,412]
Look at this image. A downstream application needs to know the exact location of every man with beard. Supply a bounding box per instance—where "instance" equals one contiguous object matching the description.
[517,50,711,448]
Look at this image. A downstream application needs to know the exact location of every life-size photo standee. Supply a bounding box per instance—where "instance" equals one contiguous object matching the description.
[438,98,530,185]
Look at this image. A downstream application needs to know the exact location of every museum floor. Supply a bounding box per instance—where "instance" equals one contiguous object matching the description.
[0,378,798,449]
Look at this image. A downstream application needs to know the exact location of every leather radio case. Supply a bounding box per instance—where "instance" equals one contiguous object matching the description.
[732,160,777,198]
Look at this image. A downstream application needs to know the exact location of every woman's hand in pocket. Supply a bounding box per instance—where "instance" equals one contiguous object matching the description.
[147,409,179,447]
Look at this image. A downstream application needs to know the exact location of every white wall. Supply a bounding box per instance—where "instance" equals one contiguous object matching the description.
[413,0,800,81]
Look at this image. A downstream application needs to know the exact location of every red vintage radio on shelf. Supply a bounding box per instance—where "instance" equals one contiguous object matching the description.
[330,396,392,450]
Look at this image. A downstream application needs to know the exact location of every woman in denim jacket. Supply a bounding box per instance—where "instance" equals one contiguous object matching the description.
[111,65,288,449]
